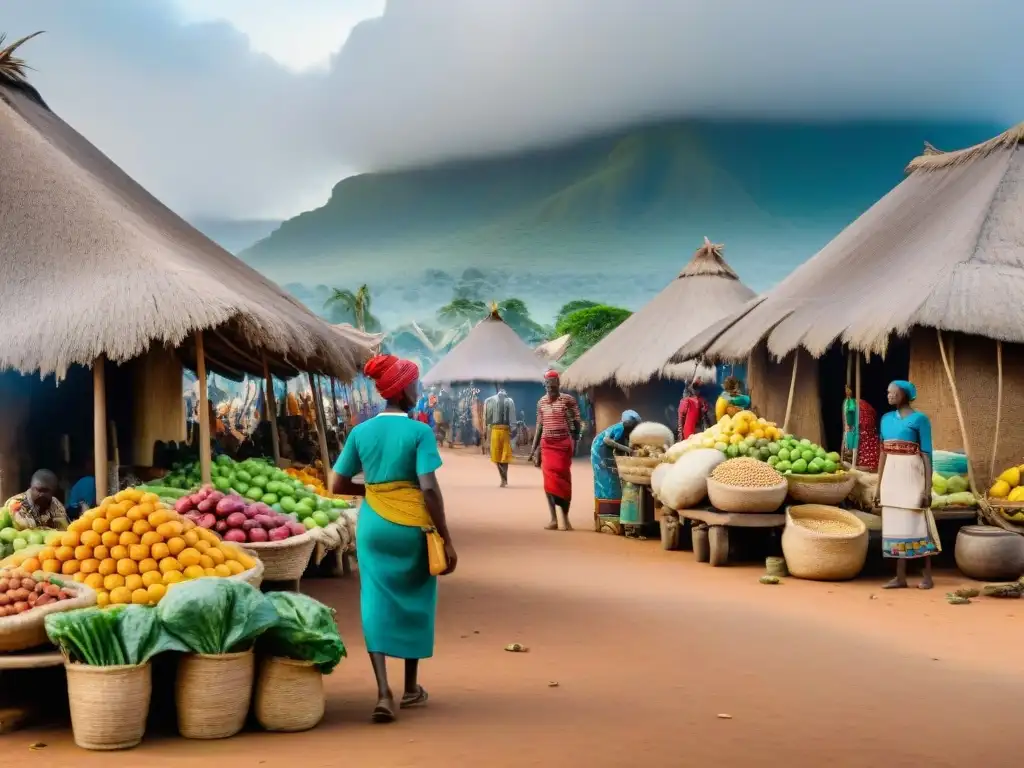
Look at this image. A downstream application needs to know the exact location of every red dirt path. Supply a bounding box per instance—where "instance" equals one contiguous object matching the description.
[17,451,1023,767]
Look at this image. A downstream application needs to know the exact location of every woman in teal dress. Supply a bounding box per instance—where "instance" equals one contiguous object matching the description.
[591,410,641,519]
[332,354,458,723]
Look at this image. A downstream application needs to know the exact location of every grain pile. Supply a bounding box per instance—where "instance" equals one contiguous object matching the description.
[789,515,860,536]
[710,458,784,488]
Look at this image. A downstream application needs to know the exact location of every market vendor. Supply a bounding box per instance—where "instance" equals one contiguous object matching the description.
[678,378,710,440]
[715,375,752,421]
[591,410,641,519]
[5,469,69,530]
[65,453,97,520]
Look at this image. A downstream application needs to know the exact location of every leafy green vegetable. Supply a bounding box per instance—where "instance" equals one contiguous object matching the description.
[259,592,347,673]
[157,578,278,654]
[45,606,186,666]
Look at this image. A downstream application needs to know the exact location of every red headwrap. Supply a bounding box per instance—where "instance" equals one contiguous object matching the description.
[364,354,419,400]
[544,369,560,380]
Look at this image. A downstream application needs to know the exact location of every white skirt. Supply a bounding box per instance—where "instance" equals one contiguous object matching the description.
[880,452,940,559]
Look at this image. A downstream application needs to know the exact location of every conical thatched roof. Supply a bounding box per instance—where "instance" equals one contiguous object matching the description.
[678,123,1024,362]
[561,239,755,389]
[0,40,372,380]
[422,306,548,385]
[535,334,571,362]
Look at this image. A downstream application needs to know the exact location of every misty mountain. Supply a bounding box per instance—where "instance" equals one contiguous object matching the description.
[192,218,282,254]
[239,118,1004,326]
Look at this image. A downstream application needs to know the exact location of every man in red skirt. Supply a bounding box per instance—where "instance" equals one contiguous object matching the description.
[529,370,582,531]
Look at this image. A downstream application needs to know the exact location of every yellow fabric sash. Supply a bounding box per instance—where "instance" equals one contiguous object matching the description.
[365,481,432,528]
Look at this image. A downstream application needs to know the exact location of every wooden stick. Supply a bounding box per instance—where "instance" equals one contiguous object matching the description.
[262,355,281,462]
[990,340,1003,482]
[309,372,332,480]
[852,353,861,470]
[195,331,213,486]
[781,350,799,432]
[329,377,341,427]
[93,356,108,500]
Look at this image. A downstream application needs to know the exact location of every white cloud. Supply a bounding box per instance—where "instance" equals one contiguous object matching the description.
[4,0,1023,219]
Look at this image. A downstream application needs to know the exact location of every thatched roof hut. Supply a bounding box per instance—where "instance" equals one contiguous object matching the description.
[676,123,1024,486]
[422,306,548,385]
[562,238,755,390]
[535,334,572,363]
[0,39,371,381]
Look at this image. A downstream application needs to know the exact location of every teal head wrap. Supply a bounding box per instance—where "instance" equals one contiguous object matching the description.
[890,380,917,401]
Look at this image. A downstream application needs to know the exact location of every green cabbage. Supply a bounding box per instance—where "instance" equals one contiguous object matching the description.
[45,606,185,666]
[259,592,347,673]
[156,578,278,655]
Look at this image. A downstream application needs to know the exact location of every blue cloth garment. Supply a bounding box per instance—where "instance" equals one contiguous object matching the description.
[890,380,918,401]
[621,409,640,423]
[591,422,626,501]
[333,413,442,660]
[65,476,96,520]
[880,409,933,461]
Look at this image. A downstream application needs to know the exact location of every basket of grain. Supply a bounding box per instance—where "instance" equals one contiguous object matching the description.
[781,504,868,581]
[706,458,788,513]
[786,472,856,505]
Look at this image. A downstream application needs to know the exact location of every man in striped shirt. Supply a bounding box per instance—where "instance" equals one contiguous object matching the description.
[529,370,582,530]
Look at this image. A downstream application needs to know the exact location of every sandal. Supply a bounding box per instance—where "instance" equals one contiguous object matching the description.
[371,699,396,723]
[401,686,429,709]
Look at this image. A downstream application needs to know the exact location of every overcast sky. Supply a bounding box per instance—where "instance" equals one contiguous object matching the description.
[5,0,1023,219]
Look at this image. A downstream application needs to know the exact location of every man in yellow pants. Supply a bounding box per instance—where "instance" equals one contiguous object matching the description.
[484,389,515,487]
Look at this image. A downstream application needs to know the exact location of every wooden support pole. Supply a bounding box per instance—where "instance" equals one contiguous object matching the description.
[195,331,213,486]
[330,378,341,427]
[990,340,1003,482]
[263,355,281,463]
[781,351,799,433]
[309,372,332,481]
[851,353,862,470]
[93,356,108,500]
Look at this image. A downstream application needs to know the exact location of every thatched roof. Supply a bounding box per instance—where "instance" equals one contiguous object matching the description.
[422,307,548,385]
[535,334,571,362]
[676,122,1024,362]
[0,41,372,381]
[560,238,755,389]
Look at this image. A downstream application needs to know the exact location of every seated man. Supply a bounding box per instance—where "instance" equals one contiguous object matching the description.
[6,469,69,530]
[65,459,98,521]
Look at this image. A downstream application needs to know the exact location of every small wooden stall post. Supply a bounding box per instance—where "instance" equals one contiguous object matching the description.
[194,332,213,486]
[308,372,332,482]
[93,355,108,500]
[262,355,282,464]
[851,354,862,470]
[782,351,800,433]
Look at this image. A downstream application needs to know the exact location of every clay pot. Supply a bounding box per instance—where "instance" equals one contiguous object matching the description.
[954,525,1024,582]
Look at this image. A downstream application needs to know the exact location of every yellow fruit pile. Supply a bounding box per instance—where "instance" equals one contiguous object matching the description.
[696,411,784,449]
[19,489,256,607]
[989,464,1024,502]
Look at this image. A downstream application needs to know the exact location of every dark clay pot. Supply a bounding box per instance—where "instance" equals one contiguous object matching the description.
[954,525,1024,582]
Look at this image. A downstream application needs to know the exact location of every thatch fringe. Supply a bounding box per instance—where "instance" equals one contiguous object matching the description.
[907,121,1024,173]
[0,31,43,85]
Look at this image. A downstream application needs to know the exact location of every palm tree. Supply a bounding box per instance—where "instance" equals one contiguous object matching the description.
[437,298,488,325]
[325,284,380,332]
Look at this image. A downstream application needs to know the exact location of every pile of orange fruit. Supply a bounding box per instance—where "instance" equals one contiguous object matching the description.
[19,488,257,607]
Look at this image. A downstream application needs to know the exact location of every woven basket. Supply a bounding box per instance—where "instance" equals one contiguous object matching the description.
[243,531,317,582]
[619,471,652,486]
[706,477,788,513]
[175,650,255,739]
[0,575,97,653]
[66,661,152,750]
[786,473,856,505]
[782,505,868,581]
[254,657,325,732]
[615,455,663,472]
[227,552,265,589]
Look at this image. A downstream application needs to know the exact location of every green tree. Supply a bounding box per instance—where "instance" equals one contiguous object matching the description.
[437,297,488,325]
[555,304,632,364]
[554,299,600,328]
[498,298,550,345]
[325,284,380,332]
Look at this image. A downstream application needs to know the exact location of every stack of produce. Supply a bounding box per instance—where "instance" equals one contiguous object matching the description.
[285,465,329,494]
[151,456,353,529]
[175,487,309,543]
[0,567,77,616]
[710,458,786,488]
[17,489,258,607]
[930,450,976,509]
[987,462,1024,521]
[0,509,62,560]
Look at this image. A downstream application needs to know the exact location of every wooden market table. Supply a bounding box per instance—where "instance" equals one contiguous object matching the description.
[666,505,786,567]
[0,650,65,734]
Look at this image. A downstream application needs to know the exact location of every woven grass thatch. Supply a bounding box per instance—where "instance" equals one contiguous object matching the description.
[422,307,547,385]
[561,238,755,389]
[676,123,1024,363]
[535,334,571,362]
[0,42,373,381]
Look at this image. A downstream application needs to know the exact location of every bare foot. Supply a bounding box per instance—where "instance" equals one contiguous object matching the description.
[544,522,558,530]
[882,578,907,590]
[562,521,574,531]
[918,577,934,590]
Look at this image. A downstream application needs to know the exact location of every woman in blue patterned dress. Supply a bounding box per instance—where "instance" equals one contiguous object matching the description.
[874,380,937,590]
[590,410,641,519]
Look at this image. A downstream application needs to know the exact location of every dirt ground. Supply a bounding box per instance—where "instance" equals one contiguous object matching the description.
[14,450,1024,767]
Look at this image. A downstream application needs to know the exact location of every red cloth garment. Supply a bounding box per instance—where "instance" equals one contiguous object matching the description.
[541,436,574,501]
[364,354,419,400]
[857,400,880,471]
[678,396,703,440]
[536,394,581,441]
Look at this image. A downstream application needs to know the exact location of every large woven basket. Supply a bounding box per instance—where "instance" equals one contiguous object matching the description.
[615,455,663,472]
[706,477,788,513]
[0,574,97,653]
[229,552,265,590]
[175,650,255,739]
[782,505,868,581]
[254,656,325,732]
[66,661,152,750]
[243,531,317,582]
[786,473,856,505]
